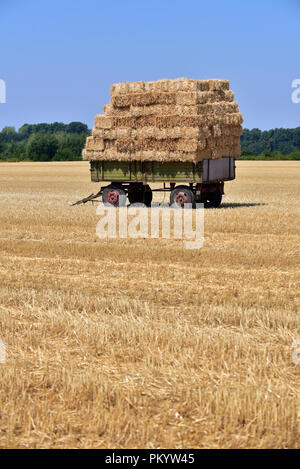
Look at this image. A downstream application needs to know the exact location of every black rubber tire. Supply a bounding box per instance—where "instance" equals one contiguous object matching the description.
[102,184,126,207]
[128,183,153,207]
[204,193,222,208]
[128,183,143,205]
[170,185,194,208]
[143,185,153,207]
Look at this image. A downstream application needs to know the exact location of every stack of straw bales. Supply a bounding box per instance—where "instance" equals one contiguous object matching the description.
[83,79,243,163]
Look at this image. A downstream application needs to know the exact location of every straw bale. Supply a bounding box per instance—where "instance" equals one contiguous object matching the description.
[114,138,198,153]
[107,114,239,130]
[113,92,175,108]
[211,148,225,158]
[208,79,230,91]
[155,115,203,128]
[196,101,239,115]
[89,149,131,161]
[116,139,135,152]
[110,82,130,95]
[195,81,211,92]
[130,105,162,117]
[94,128,131,139]
[110,81,145,95]
[131,127,156,139]
[114,82,144,95]
[130,126,205,139]
[224,113,244,125]
[198,126,211,139]
[128,81,145,93]
[92,128,113,138]
[197,148,212,160]
[133,115,157,128]
[113,78,211,94]
[106,137,211,155]
[109,89,235,109]
[212,125,223,137]
[85,136,104,151]
[130,104,194,117]
[110,78,230,95]
[115,128,131,138]
[84,78,243,163]
[106,106,131,117]
[206,135,234,149]
[92,128,132,139]
[129,150,200,162]
[230,125,243,136]
[94,115,114,129]
[111,95,132,108]
[175,92,198,105]
[82,149,88,160]
[132,92,176,106]
[214,124,242,137]
[175,139,198,152]
[113,116,136,128]
[167,79,210,92]
[143,80,172,93]
[103,104,111,114]
[129,150,160,161]
[224,90,234,101]
[104,140,116,150]
[173,90,233,105]
[113,102,240,117]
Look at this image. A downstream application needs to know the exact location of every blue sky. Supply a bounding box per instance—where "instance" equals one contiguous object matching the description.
[0,0,299,131]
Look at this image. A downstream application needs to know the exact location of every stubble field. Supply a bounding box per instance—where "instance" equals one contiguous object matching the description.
[0,161,299,448]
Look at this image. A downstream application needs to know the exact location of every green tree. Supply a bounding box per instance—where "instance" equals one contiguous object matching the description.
[289,151,300,160]
[1,141,27,160]
[55,133,87,159]
[0,126,17,142]
[0,134,5,153]
[53,148,76,161]
[66,122,89,134]
[26,133,59,161]
[18,124,33,140]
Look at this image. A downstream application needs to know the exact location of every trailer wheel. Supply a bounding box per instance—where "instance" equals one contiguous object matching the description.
[143,185,153,207]
[204,193,222,208]
[170,185,194,208]
[102,184,126,207]
[128,183,152,207]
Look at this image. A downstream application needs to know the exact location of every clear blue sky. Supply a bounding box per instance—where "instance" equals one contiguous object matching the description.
[0,0,299,131]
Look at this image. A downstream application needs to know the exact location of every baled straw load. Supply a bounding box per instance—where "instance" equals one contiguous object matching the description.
[83,79,243,163]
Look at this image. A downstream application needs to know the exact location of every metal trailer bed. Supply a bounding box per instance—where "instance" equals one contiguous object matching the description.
[73,157,235,208]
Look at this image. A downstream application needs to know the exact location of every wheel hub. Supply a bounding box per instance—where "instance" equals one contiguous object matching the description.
[174,190,189,207]
[107,189,119,205]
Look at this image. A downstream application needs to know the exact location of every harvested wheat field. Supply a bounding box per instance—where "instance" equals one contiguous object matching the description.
[0,161,299,449]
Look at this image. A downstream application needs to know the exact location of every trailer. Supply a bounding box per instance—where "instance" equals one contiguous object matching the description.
[73,156,235,208]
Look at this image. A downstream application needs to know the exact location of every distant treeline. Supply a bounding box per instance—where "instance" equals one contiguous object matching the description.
[0,122,300,161]
[240,127,300,160]
[0,122,91,162]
